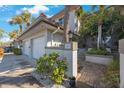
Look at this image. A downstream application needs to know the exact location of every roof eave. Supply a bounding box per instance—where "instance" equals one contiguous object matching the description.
[17,17,63,40]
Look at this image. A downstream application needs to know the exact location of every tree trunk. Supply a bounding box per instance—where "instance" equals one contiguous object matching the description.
[97,24,102,49]
[26,20,30,27]
[64,6,70,43]
[27,22,30,27]
[19,25,22,34]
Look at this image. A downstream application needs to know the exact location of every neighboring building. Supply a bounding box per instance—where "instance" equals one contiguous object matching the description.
[16,5,81,59]
[119,6,124,15]
[112,5,124,15]
[50,5,80,33]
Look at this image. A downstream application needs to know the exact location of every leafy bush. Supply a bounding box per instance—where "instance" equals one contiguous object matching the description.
[87,48,110,55]
[103,59,120,87]
[36,52,67,85]
[0,48,4,57]
[12,48,22,55]
[36,53,59,75]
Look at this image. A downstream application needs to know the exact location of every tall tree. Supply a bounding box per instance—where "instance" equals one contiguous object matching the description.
[31,16,37,23]
[9,30,18,40]
[21,10,31,27]
[77,6,116,48]
[9,16,23,34]
[92,5,112,49]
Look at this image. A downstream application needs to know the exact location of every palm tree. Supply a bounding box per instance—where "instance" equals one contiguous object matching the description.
[92,5,110,49]
[76,6,91,31]
[9,30,18,40]
[9,16,23,34]
[31,16,37,23]
[21,10,31,27]
[76,6,87,21]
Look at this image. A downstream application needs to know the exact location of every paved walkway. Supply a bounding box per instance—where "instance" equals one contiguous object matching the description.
[0,53,43,88]
[77,51,107,88]
[77,61,107,88]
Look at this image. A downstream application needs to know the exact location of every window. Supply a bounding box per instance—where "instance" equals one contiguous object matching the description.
[58,18,64,26]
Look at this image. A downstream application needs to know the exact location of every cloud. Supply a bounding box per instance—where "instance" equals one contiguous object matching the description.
[47,14,53,18]
[0,5,8,9]
[0,36,11,42]
[6,18,11,22]
[27,5,49,14]
[16,10,22,15]
[0,33,11,42]
[16,5,49,15]
[0,5,8,12]
[0,5,4,8]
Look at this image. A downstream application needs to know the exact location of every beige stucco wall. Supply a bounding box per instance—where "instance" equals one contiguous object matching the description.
[22,30,64,57]
[47,31,64,47]
[21,27,64,60]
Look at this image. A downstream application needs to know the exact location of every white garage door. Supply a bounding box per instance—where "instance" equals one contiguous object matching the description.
[23,40,30,56]
[32,36,45,59]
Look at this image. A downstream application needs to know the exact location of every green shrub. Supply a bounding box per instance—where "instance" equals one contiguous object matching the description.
[36,52,67,85]
[103,59,120,87]
[87,48,110,55]
[12,48,22,55]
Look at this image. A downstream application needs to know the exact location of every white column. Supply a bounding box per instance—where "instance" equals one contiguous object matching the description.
[65,42,78,77]
[119,39,124,87]
[120,53,124,87]
[72,50,77,77]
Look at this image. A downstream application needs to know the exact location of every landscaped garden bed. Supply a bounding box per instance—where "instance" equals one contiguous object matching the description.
[103,59,120,87]
[85,48,113,65]
[32,52,70,88]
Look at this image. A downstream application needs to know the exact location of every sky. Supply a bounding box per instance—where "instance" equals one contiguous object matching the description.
[0,5,92,42]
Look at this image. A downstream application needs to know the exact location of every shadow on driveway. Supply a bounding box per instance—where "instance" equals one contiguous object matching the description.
[0,72,43,88]
[0,53,43,88]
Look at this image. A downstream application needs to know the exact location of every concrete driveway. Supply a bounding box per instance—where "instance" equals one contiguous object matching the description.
[0,53,43,88]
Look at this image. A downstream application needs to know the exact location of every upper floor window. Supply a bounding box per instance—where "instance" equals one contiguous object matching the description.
[58,18,64,26]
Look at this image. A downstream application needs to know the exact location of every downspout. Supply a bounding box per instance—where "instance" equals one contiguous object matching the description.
[51,27,60,46]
